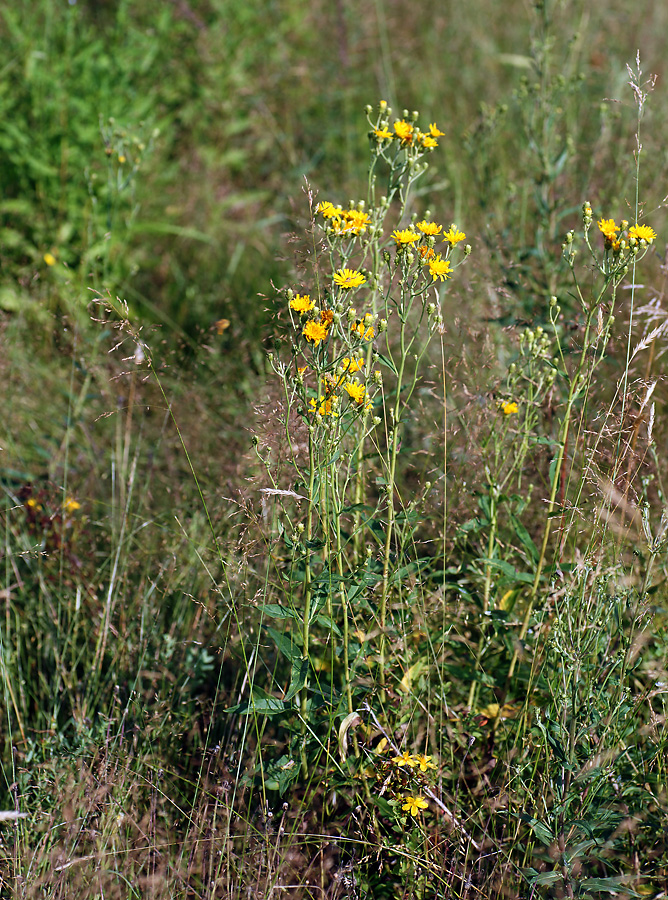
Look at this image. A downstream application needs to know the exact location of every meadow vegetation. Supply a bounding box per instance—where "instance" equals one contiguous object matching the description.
[1,1,668,897]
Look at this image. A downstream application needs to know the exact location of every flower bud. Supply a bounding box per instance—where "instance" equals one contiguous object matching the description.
[378,318,387,333]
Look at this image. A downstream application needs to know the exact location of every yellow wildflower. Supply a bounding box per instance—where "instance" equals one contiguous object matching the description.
[352,321,374,342]
[597,218,619,241]
[429,123,445,137]
[303,320,329,346]
[318,201,344,219]
[26,498,39,508]
[629,223,657,244]
[374,127,393,140]
[63,498,81,513]
[401,795,429,817]
[392,228,420,246]
[342,357,365,374]
[333,268,366,289]
[443,227,466,245]
[416,220,442,236]
[344,209,371,233]
[500,400,518,416]
[320,308,334,328]
[428,256,452,282]
[290,293,315,314]
[414,754,436,772]
[393,120,414,143]
[419,135,438,149]
[392,750,417,768]
[310,396,338,417]
[43,253,56,266]
[344,381,367,405]
[418,245,436,261]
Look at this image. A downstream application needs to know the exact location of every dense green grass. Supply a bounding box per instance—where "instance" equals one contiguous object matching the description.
[2,1,668,897]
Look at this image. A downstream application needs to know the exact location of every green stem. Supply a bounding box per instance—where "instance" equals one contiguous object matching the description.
[300,426,317,777]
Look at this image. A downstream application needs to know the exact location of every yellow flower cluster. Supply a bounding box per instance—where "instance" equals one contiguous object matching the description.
[499,400,519,416]
[392,751,437,772]
[317,202,370,236]
[597,216,657,249]
[372,118,445,151]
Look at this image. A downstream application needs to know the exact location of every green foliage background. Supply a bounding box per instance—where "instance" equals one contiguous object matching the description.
[2,0,668,896]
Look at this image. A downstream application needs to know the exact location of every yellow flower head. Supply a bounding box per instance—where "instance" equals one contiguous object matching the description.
[303,320,329,346]
[333,268,366,289]
[310,395,338,417]
[418,245,436,261]
[629,223,657,244]
[597,218,619,242]
[351,321,375,342]
[290,293,315,314]
[43,252,57,266]
[443,227,466,246]
[419,135,438,149]
[344,209,371,234]
[374,127,393,140]
[63,497,81,513]
[393,120,414,143]
[500,400,519,416]
[392,750,418,768]
[320,308,334,328]
[401,795,429,817]
[429,123,445,137]
[428,256,452,282]
[342,356,365,374]
[416,220,442,236]
[392,228,420,246]
[318,201,344,219]
[414,754,436,772]
[344,381,367,405]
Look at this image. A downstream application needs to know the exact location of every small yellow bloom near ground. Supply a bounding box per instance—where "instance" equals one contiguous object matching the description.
[303,320,329,346]
[63,498,81,513]
[393,120,414,143]
[429,123,445,137]
[416,220,442,236]
[43,252,57,266]
[290,294,315,313]
[414,754,436,772]
[500,400,519,415]
[333,268,366,289]
[443,226,466,245]
[215,318,230,334]
[401,795,429,817]
[597,218,619,241]
[392,228,420,246]
[629,223,657,244]
[392,750,418,768]
[310,396,338,416]
[26,498,39,508]
[428,256,452,282]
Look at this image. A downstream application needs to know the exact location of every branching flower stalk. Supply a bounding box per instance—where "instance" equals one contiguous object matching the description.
[507,204,656,685]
